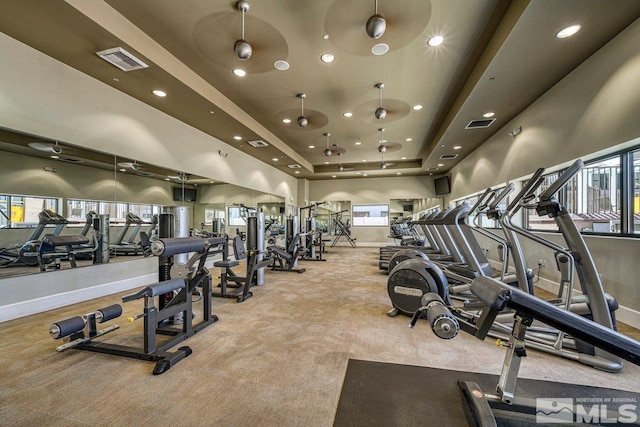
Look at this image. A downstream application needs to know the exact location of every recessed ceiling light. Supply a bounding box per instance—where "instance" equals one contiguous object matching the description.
[332,175,336,178]
[50,155,59,159]
[362,159,367,162]
[152,89,167,97]
[282,118,291,124]
[556,24,581,39]
[453,145,462,150]
[324,161,330,164]
[272,158,279,161]
[427,35,444,47]
[323,34,330,40]
[320,53,335,63]
[113,78,119,82]
[233,68,247,77]
[372,43,389,56]
[355,141,362,145]
[401,157,407,160]
[274,60,290,71]
[119,168,126,172]
[437,163,444,167]
[343,112,353,118]
[396,172,402,175]
[412,104,423,111]
[209,110,215,114]
[308,145,315,149]
[295,171,300,174]
[483,112,495,118]
[405,137,412,142]
[233,135,242,140]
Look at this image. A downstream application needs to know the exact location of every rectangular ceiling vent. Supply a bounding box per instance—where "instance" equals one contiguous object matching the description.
[287,164,301,169]
[96,47,149,72]
[439,154,459,160]
[59,157,84,164]
[247,140,269,147]
[425,167,438,172]
[465,118,496,129]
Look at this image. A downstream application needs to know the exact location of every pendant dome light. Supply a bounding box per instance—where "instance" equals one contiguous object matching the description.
[234,1,252,60]
[375,82,387,120]
[297,93,308,127]
[366,0,386,40]
[323,133,332,156]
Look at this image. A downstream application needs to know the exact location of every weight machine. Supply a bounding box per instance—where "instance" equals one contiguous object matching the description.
[298,202,326,262]
[330,210,356,247]
[49,236,223,375]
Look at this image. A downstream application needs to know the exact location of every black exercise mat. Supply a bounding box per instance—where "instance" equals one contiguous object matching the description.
[334,359,640,426]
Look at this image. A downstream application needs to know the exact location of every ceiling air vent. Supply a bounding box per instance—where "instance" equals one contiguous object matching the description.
[247,140,269,147]
[59,157,84,164]
[425,167,438,172]
[287,164,301,169]
[96,47,149,72]
[465,118,496,129]
[439,154,458,160]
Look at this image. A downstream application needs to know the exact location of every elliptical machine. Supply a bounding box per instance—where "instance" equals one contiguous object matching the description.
[387,160,623,372]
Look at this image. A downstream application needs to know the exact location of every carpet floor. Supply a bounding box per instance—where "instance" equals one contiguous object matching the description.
[0,246,638,426]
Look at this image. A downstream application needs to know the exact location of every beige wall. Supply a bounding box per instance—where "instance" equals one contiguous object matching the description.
[309,175,440,244]
[452,19,640,326]
[448,18,640,201]
[0,32,299,207]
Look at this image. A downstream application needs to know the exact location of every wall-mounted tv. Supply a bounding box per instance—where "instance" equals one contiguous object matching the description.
[173,187,197,202]
[434,176,451,196]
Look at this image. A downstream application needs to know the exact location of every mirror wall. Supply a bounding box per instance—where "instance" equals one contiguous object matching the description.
[0,128,285,279]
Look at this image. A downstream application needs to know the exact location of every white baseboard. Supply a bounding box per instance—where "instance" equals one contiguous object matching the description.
[0,273,156,323]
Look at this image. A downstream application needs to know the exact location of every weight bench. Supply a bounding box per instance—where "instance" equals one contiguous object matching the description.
[38,234,91,272]
[412,276,640,426]
[50,236,222,374]
[212,235,246,301]
[268,233,305,273]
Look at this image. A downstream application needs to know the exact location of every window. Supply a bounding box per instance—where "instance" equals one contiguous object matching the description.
[204,208,225,225]
[0,195,8,228]
[525,154,627,234]
[570,157,621,233]
[352,204,389,227]
[633,149,640,234]
[227,206,245,226]
[0,194,59,227]
[525,172,561,231]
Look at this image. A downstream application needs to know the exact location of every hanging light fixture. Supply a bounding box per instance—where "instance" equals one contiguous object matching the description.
[375,82,387,120]
[323,133,332,156]
[338,153,344,172]
[378,128,393,169]
[297,93,308,127]
[366,0,386,39]
[234,1,252,60]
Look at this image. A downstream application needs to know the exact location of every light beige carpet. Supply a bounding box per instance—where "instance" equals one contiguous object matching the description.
[1,246,638,426]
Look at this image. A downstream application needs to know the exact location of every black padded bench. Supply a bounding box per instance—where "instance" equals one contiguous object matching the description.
[471,276,640,366]
[38,234,91,271]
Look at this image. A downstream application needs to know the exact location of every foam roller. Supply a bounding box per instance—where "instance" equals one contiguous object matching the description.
[96,304,122,323]
[49,316,86,339]
[151,237,206,257]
